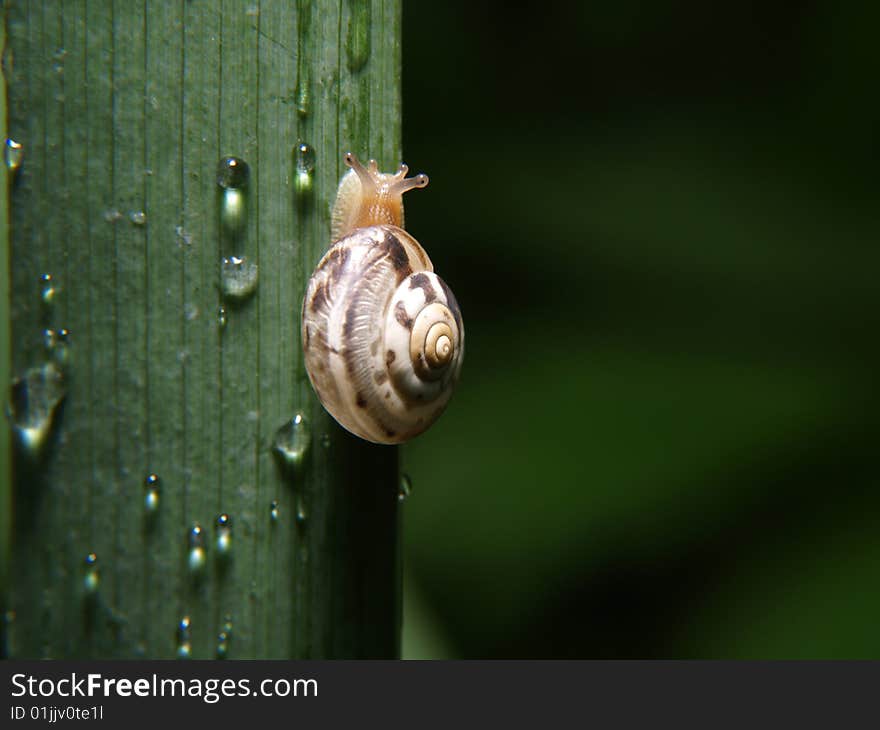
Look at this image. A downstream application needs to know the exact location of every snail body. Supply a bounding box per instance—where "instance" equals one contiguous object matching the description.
[301,152,463,444]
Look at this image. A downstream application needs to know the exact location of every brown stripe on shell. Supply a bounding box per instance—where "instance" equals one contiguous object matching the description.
[339,308,358,375]
[374,371,388,385]
[342,294,358,340]
[386,350,396,365]
[310,281,329,313]
[394,301,413,329]
[342,345,359,379]
[408,272,438,303]
[307,320,330,357]
[326,243,351,271]
[311,244,350,313]
[356,392,368,409]
[381,231,413,281]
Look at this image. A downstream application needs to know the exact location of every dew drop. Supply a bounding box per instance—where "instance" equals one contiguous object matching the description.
[294,141,316,197]
[345,1,372,72]
[83,553,99,595]
[272,413,311,471]
[39,273,56,307]
[8,361,67,457]
[217,305,228,329]
[398,473,412,502]
[220,188,247,236]
[175,225,193,246]
[4,138,24,173]
[221,255,259,300]
[187,524,206,574]
[216,156,250,189]
[129,210,147,226]
[216,615,233,658]
[176,616,192,658]
[56,329,71,367]
[103,208,123,223]
[43,328,71,369]
[144,473,160,515]
[215,630,230,658]
[295,496,308,527]
[320,432,331,449]
[269,500,279,522]
[215,513,233,558]
[184,302,199,321]
[51,48,67,76]
[217,156,251,236]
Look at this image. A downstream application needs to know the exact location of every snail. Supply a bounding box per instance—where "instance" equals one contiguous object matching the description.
[301,152,464,444]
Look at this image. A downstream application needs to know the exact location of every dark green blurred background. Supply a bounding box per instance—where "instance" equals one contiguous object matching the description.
[398,1,880,658]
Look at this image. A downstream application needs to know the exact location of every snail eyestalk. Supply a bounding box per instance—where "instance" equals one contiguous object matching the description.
[339,151,428,232]
[390,172,429,196]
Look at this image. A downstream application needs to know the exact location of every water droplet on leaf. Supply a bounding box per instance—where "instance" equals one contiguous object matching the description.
[216,156,250,189]
[215,513,233,558]
[294,142,316,198]
[295,496,308,527]
[144,473,160,515]
[83,553,100,595]
[216,615,233,658]
[272,413,311,471]
[4,138,24,173]
[187,524,206,575]
[221,256,258,300]
[39,273,57,308]
[220,188,247,235]
[42,328,71,369]
[176,616,192,658]
[175,225,193,246]
[398,473,412,501]
[8,361,67,457]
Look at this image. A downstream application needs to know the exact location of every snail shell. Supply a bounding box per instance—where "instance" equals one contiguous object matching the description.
[301,153,464,444]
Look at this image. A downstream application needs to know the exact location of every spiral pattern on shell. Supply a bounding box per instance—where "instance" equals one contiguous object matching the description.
[301,224,464,444]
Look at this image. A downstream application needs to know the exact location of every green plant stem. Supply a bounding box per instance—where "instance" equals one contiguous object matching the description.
[3,0,402,659]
